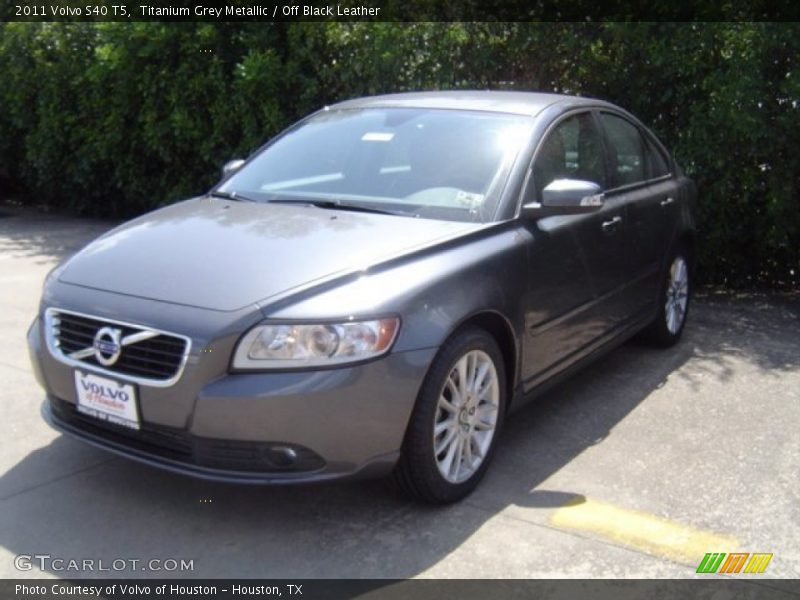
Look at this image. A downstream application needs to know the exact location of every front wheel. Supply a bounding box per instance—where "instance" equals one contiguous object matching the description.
[394,327,506,504]
[644,246,692,347]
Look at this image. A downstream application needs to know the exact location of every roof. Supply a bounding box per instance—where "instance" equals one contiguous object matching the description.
[327,90,608,117]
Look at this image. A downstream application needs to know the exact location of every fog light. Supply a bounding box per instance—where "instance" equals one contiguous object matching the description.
[267,446,298,467]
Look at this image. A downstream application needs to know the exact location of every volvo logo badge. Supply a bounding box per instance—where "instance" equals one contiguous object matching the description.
[93,327,123,366]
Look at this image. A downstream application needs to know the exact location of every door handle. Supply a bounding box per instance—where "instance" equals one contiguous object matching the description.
[660,197,675,207]
[601,215,622,232]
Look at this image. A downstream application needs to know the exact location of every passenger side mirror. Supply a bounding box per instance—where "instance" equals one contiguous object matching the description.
[522,179,604,218]
[221,159,245,179]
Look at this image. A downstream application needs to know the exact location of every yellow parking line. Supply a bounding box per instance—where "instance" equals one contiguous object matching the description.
[550,497,739,564]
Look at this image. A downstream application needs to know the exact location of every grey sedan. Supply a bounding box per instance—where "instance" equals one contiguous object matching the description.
[28,91,696,503]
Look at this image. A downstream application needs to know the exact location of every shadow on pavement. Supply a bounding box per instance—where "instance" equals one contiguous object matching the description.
[2,206,797,578]
[2,307,770,579]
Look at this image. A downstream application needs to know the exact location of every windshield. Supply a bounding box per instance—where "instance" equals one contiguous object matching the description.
[218,108,532,222]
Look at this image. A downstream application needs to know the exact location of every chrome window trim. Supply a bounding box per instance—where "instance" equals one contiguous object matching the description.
[603,173,674,196]
[44,307,193,388]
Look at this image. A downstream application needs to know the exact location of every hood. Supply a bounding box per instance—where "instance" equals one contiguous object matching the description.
[58,197,481,311]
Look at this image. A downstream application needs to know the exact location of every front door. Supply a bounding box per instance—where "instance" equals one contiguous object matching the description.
[520,111,630,387]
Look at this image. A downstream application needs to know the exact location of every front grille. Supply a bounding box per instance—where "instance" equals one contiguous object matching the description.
[49,397,326,474]
[48,309,189,384]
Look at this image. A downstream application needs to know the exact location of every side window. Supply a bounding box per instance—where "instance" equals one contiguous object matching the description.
[532,113,606,202]
[645,136,670,179]
[599,113,645,187]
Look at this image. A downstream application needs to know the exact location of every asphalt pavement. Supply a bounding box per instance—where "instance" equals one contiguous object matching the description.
[1,206,798,580]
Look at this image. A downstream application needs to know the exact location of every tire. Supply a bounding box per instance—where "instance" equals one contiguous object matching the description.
[394,326,507,504]
[643,245,692,347]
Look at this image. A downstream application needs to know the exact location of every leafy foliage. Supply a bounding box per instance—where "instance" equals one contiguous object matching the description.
[0,23,797,288]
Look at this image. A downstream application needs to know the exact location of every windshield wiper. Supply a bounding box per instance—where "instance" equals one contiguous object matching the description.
[269,198,418,218]
[208,190,259,203]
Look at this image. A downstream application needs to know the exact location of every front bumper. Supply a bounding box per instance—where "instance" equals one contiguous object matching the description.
[29,311,437,484]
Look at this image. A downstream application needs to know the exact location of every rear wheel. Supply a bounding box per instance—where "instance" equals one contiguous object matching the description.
[394,327,506,504]
[644,246,692,346]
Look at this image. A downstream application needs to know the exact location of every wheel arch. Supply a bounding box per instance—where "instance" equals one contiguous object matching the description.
[447,310,519,410]
[678,231,696,268]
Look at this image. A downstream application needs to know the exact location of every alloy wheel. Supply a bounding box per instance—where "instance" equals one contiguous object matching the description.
[665,256,689,334]
[433,350,500,484]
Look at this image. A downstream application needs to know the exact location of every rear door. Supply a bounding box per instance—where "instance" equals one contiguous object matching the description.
[597,111,681,316]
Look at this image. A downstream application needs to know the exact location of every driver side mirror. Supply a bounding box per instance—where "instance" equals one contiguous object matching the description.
[221,158,245,179]
[522,179,604,218]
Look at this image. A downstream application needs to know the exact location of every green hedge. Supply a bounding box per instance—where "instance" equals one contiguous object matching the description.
[0,23,798,288]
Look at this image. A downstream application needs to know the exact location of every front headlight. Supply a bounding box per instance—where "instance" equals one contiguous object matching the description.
[231,318,400,370]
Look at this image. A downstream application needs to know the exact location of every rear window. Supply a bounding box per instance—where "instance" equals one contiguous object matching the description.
[599,112,646,187]
[645,137,671,178]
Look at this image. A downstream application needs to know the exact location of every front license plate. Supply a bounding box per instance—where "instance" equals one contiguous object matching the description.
[74,371,140,431]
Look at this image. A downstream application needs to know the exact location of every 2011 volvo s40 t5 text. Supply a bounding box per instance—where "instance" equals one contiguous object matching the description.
[28,91,696,503]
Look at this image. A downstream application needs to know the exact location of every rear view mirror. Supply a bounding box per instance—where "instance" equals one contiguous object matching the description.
[522,179,604,218]
[221,159,245,179]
